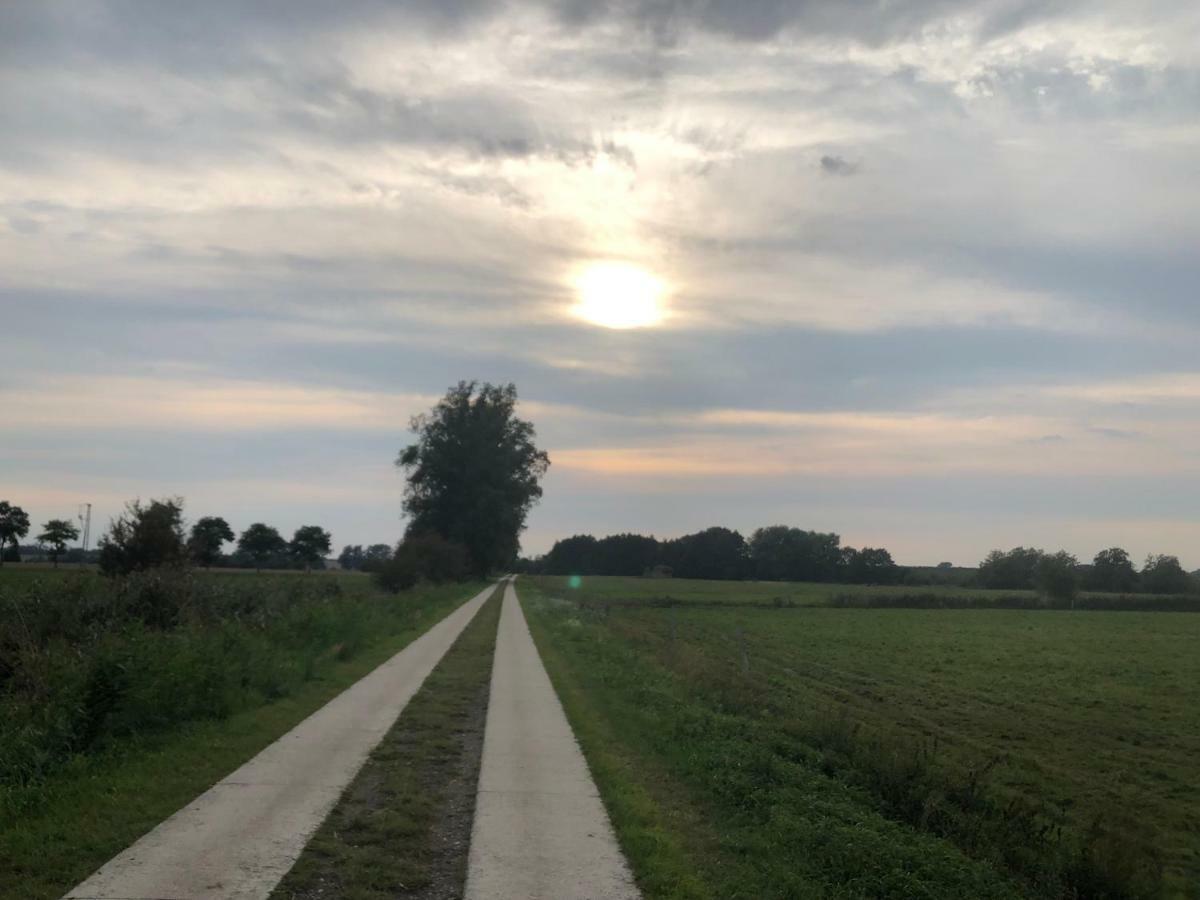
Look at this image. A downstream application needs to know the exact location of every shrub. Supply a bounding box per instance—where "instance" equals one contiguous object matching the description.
[373,533,470,593]
[98,498,187,576]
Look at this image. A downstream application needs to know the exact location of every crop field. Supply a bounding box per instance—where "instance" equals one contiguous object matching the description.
[523,575,1200,899]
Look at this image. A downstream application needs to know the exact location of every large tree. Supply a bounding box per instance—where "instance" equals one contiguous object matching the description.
[398,381,549,576]
[290,525,332,571]
[1142,554,1194,595]
[1087,547,1138,593]
[0,501,31,566]
[189,516,235,567]
[38,518,80,568]
[237,523,287,571]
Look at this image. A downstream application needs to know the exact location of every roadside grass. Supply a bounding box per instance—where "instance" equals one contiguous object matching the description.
[523,577,1199,898]
[0,577,486,900]
[273,584,504,900]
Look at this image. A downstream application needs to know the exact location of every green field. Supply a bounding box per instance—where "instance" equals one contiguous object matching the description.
[524,575,1200,899]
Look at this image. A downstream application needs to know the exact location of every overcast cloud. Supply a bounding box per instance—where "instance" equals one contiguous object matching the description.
[3,0,1200,565]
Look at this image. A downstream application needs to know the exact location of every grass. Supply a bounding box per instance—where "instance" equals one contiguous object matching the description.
[273,584,503,900]
[551,574,1200,611]
[523,575,1200,899]
[0,572,487,900]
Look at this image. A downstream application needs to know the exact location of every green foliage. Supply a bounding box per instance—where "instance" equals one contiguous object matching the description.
[1087,547,1138,593]
[398,381,549,576]
[1034,550,1081,603]
[0,570,471,803]
[0,502,31,567]
[977,546,1044,589]
[237,522,288,570]
[374,533,470,593]
[749,525,844,581]
[36,520,79,567]
[289,525,332,571]
[97,498,187,576]
[187,516,234,567]
[1141,554,1195,595]
[842,546,902,585]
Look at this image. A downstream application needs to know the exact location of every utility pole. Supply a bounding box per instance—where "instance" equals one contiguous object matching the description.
[78,503,92,555]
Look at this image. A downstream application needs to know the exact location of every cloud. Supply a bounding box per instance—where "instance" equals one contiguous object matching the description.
[819,154,859,176]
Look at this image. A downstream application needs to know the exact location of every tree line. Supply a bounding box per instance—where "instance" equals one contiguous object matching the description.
[521,525,905,585]
[978,546,1198,597]
[0,497,335,574]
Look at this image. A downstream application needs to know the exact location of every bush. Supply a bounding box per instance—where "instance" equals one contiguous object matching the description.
[373,533,470,593]
[0,570,440,802]
[98,498,187,576]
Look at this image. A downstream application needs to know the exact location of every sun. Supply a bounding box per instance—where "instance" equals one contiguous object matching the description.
[573,261,666,329]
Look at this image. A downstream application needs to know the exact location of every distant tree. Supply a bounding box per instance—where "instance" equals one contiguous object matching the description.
[1086,547,1138,593]
[37,518,80,568]
[594,533,661,576]
[237,523,288,572]
[338,544,364,570]
[1141,554,1194,595]
[1035,551,1081,604]
[662,527,750,580]
[0,501,31,567]
[749,526,843,582]
[398,381,549,576]
[977,547,1043,590]
[543,535,600,575]
[844,547,902,585]
[290,525,332,571]
[188,516,235,567]
[98,497,187,576]
[365,543,392,562]
[936,561,954,570]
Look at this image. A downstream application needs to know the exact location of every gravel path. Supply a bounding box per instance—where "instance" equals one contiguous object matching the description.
[65,583,496,900]
[465,580,640,900]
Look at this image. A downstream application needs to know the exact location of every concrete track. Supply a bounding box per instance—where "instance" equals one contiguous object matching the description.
[65,583,496,900]
[465,580,640,900]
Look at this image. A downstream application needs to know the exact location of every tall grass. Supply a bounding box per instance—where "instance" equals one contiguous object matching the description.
[0,569,436,809]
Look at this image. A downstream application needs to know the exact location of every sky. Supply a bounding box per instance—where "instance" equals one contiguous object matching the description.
[3,1,1200,566]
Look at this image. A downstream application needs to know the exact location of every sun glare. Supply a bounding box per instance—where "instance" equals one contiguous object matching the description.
[573,261,665,329]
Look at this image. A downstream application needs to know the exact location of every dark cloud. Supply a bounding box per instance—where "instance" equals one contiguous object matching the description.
[819,154,859,176]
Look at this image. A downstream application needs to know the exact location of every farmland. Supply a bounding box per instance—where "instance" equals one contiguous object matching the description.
[523,575,1200,899]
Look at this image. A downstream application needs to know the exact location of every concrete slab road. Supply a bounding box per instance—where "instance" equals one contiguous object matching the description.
[65,582,497,900]
[465,579,640,900]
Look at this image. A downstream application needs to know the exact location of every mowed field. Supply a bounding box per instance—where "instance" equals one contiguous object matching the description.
[523,575,1200,899]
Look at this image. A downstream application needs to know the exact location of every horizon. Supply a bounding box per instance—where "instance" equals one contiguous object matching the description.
[5,2,1200,568]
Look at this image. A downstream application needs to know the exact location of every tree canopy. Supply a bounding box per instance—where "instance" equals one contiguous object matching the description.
[189,516,235,567]
[98,498,187,576]
[398,381,549,576]
[38,518,80,567]
[290,525,332,570]
[0,501,31,566]
[238,523,288,570]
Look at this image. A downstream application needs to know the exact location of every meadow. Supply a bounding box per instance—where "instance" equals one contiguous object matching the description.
[0,564,485,899]
[524,575,1200,899]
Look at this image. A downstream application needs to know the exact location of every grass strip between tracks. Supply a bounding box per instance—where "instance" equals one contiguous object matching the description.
[273,583,503,900]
